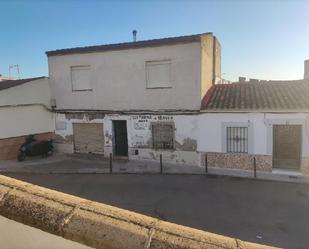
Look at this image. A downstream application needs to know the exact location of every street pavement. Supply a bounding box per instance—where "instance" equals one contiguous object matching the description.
[4,172,309,249]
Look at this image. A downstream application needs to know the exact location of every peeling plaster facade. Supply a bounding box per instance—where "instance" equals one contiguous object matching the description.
[54,113,200,166]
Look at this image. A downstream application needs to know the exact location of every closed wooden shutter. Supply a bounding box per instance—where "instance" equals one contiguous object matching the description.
[73,123,104,154]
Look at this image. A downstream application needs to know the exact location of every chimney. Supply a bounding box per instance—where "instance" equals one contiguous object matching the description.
[304,60,309,79]
[238,76,246,83]
[132,30,137,42]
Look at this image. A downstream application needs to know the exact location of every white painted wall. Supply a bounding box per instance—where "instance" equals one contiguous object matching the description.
[198,112,309,157]
[0,105,54,139]
[0,215,91,249]
[0,77,51,108]
[48,42,201,111]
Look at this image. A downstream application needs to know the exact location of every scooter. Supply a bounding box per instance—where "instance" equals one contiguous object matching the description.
[17,135,53,162]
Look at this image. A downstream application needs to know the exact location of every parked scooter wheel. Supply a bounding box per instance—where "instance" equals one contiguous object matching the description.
[17,152,26,162]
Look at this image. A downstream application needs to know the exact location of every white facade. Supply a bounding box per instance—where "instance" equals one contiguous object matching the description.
[48,42,202,111]
[198,112,309,157]
[0,77,54,139]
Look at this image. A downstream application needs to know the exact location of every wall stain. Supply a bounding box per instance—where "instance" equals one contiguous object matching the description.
[175,138,197,151]
[53,134,73,144]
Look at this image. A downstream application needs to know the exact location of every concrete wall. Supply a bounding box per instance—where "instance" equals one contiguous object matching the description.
[48,42,202,111]
[0,215,91,249]
[0,77,51,108]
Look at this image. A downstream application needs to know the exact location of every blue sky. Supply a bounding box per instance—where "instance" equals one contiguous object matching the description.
[0,0,308,81]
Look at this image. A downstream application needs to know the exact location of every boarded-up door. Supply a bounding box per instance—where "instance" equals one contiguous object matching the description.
[73,123,104,154]
[273,125,301,170]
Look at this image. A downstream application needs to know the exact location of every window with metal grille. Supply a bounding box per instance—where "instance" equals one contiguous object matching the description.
[152,123,174,150]
[226,127,248,153]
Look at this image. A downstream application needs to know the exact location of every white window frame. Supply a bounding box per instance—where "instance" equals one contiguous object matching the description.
[71,65,92,91]
[146,60,172,89]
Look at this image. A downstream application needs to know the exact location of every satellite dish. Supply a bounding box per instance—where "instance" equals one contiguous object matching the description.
[305,114,309,138]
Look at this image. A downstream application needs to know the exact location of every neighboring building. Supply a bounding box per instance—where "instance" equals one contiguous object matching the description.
[200,62,309,175]
[47,33,221,166]
[0,77,54,160]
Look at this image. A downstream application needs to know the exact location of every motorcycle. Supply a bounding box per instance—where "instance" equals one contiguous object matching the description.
[17,135,53,162]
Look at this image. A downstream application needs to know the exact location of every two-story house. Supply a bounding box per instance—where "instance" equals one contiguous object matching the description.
[47,33,221,165]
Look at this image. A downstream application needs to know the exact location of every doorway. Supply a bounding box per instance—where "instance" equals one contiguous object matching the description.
[273,125,302,170]
[113,120,128,157]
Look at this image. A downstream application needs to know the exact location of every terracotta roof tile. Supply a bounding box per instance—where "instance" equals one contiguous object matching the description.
[201,79,309,111]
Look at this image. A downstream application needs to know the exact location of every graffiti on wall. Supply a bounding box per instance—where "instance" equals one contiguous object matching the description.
[132,115,173,131]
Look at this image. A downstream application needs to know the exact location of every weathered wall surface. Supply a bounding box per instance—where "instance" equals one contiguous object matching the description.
[54,113,200,166]
[54,111,309,174]
[0,77,51,108]
[49,42,202,111]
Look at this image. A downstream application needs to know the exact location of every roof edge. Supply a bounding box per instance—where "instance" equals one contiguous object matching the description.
[46,32,213,57]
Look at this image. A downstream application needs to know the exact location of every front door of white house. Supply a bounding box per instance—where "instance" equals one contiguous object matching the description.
[273,125,301,170]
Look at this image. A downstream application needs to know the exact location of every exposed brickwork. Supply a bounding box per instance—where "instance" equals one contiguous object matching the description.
[0,132,53,160]
[204,152,272,172]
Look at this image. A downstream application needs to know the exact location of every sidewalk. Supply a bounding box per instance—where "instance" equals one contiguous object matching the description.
[1,153,309,184]
[0,153,205,174]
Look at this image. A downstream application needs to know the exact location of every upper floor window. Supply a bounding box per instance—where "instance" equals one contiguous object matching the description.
[71,65,92,91]
[226,127,248,153]
[146,60,171,89]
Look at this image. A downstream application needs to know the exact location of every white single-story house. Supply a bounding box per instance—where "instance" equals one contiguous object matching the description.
[0,77,54,160]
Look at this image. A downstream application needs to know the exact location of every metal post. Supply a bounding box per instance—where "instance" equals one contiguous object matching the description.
[253,157,256,178]
[160,154,163,174]
[109,153,113,174]
[205,154,208,174]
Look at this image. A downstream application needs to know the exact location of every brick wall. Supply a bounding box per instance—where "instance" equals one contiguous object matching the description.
[0,132,53,160]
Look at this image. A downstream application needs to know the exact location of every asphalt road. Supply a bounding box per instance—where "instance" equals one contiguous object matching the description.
[4,173,309,249]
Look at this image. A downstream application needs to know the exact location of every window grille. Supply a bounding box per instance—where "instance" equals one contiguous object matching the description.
[226,127,248,153]
[152,123,174,150]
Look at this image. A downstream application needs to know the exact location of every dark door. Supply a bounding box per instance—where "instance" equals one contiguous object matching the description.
[273,125,301,170]
[113,120,128,156]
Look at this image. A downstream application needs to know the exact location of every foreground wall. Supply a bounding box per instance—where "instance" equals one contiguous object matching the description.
[0,175,275,249]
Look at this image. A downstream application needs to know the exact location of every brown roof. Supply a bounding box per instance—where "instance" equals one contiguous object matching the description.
[201,79,309,111]
[46,33,211,56]
[0,77,45,91]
